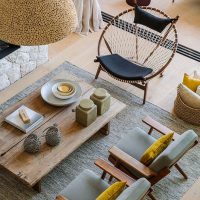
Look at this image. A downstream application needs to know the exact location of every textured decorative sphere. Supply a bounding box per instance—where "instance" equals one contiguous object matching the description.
[0,0,78,45]
[45,126,61,146]
[24,134,41,154]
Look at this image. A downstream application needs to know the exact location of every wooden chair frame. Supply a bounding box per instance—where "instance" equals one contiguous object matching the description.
[95,7,179,104]
[108,116,198,186]
[56,159,155,200]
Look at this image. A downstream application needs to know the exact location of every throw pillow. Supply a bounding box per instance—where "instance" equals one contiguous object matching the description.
[116,178,150,200]
[178,83,200,108]
[96,182,126,200]
[196,85,200,96]
[140,132,174,166]
[194,70,200,79]
[134,5,173,33]
[183,73,200,92]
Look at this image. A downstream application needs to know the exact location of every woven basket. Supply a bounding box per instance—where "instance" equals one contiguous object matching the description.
[174,91,200,125]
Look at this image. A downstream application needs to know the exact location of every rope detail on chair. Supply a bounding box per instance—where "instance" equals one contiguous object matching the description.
[98,7,178,81]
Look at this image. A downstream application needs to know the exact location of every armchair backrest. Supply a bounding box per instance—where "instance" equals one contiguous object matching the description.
[116,178,150,200]
[149,130,198,172]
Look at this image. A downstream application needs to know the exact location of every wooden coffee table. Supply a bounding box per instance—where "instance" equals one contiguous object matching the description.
[0,73,126,192]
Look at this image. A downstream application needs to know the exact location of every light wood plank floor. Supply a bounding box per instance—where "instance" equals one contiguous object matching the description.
[0,0,200,114]
[181,177,200,200]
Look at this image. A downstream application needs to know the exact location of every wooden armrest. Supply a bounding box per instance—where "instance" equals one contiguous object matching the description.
[95,158,135,186]
[109,147,157,178]
[56,196,69,200]
[142,116,179,140]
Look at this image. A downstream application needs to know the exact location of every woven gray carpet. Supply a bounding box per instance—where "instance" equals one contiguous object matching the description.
[0,61,199,200]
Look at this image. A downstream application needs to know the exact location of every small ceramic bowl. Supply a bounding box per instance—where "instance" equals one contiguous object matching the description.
[52,82,76,99]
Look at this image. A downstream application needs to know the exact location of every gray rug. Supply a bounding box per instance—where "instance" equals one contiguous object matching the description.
[0,61,199,200]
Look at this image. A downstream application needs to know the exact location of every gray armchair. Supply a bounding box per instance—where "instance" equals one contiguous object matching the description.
[56,159,151,200]
[108,116,198,186]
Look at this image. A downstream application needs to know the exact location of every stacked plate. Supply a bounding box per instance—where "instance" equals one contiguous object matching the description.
[41,79,82,106]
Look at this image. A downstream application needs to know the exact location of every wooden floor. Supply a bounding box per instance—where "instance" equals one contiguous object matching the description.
[0,0,200,113]
[181,177,200,200]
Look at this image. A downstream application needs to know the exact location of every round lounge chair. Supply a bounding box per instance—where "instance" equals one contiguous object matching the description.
[94,5,179,104]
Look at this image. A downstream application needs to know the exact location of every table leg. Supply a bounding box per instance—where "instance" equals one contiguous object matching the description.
[100,122,110,135]
[33,181,41,192]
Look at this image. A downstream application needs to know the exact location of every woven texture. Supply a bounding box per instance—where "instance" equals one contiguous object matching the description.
[0,62,200,200]
[174,92,200,125]
[45,126,61,146]
[23,134,41,154]
[98,7,178,82]
[0,0,77,45]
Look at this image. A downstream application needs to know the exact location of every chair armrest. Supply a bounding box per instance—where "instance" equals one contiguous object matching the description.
[109,147,157,178]
[56,196,69,200]
[142,116,179,140]
[95,158,135,186]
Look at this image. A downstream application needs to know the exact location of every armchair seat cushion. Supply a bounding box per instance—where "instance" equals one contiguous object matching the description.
[149,130,198,172]
[116,178,150,200]
[116,127,156,161]
[59,169,109,200]
[96,54,153,81]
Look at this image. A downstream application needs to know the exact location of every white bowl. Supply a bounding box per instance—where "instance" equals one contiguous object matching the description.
[41,79,82,107]
[52,82,76,100]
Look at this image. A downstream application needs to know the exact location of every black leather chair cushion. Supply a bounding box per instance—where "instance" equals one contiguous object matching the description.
[134,5,173,33]
[96,54,153,81]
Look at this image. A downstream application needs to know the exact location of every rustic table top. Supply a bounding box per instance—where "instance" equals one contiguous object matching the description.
[0,72,126,187]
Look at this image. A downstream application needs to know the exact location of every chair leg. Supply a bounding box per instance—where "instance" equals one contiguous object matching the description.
[95,65,101,79]
[109,175,113,182]
[143,83,148,104]
[148,193,157,200]
[33,181,42,192]
[101,171,107,180]
[174,163,188,179]
[148,127,154,135]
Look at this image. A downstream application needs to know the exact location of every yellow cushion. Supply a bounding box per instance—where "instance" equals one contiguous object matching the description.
[183,73,200,92]
[140,132,174,166]
[96,181,126,200]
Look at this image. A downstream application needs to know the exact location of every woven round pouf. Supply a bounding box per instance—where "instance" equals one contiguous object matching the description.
[24,134,41,154]
[44,125,61,146]
[174,93,200,125]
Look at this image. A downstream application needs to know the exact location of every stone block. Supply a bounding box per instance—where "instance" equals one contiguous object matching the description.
[7,64,21,83]
[0,59,12,74]
[6,51,18,63]
[31,46,39,52]
[20,46,31,53]
[30,52,38,61]
[0,73,10,90]
[16,52,30,65]
[0,45,48,91]
[21,61,37,77]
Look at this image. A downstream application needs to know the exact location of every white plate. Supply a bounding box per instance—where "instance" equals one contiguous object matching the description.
[41,79,82,106]
[52,82,76,100]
